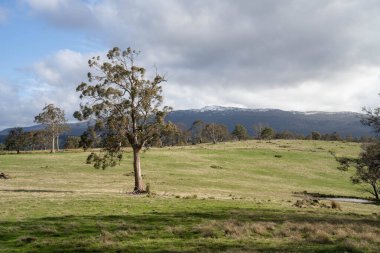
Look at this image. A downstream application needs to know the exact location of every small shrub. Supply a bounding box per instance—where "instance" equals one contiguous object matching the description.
[251,223,268,235]
[194,221,219,238]
[331,200,341,210]
[274,154,282,158]
[145,183,151,194]
[310,230,332,243]
[19,236,36,244]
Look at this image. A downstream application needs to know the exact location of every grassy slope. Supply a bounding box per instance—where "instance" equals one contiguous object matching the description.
[0,140,379,252]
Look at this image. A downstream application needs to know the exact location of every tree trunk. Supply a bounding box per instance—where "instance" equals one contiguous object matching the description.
[56,135,60,152]
[373,184,379,200]
[133,146,144,193]
[51,134,55,153]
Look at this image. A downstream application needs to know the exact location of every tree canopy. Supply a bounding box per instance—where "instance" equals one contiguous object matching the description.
[74,47,170,193]
[34,104,68,153]
[232,124,248,141]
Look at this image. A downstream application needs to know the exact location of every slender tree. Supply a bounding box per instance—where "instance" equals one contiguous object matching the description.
[190,120,204,144]
[74,47,170,193]
[34,104,68,153]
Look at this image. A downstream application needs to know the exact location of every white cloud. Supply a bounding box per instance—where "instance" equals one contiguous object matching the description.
[32,49,91,86]
[0,80,42,129]
[8,0,380,128]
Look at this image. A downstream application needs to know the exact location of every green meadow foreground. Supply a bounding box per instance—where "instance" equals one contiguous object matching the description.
[0,140,379,252]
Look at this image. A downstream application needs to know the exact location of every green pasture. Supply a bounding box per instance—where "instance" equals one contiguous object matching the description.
[0,140,379,252]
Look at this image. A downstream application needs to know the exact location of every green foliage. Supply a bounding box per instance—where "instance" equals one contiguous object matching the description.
[64,136,81,149]
[232,124,248,140]
[79,126,100,150]
[4,128,29,153]
[260,127,275,140]
[361,106,380,133]
[34,104,69,152]
[75,46,169,153]
[334,142,380,199]
[86,152,122,169]
[159,121,181,146]
[74,47,170,192]
[202,123,229,144]
[311,131,322,140]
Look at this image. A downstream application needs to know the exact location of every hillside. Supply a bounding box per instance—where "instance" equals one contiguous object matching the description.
[168,106,372,137]
[0,106,374,143]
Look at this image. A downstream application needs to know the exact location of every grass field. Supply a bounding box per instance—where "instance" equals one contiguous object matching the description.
[0,140,379,252]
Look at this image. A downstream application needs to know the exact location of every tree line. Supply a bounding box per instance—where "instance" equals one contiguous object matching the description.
[2,118,374,154]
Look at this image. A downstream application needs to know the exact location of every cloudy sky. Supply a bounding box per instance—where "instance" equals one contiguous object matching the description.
[1,0,380,129]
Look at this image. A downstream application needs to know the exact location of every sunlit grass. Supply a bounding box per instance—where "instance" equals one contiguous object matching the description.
[0,140,379,252]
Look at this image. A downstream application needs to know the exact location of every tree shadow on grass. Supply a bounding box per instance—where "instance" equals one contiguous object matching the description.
[0,189,74,193]
[0,208,378,253]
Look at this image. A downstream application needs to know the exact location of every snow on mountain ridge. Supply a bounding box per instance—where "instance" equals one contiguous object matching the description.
[193,106,358,115]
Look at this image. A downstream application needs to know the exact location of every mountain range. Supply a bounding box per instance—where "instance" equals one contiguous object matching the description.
[0,106,375,143]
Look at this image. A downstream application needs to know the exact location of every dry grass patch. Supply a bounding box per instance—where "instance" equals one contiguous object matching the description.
[193,219,379,251]
[193,220,220,238]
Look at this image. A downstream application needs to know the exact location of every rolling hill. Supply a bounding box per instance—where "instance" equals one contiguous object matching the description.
[0,106,374,143]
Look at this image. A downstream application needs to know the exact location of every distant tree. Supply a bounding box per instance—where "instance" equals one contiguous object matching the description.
[34,104,69,153]
[214,124,230,142]
[201,123,229,144]
[65,136,81,149]
[160,121,180,146]
[275,130,295,140]
[5,128,29,154]
[232,124,248,140]
[345,134,354,142]
[361,106,380,134]
[260,127,275,140]
[190,120,204,144]
[253,123,265,139]
[311,131,322,140]
[202,123,217,144]
[30,130,50,150]
[80,126,100,150]
[334,143,380,200]
[329,132,341,141]
[0,143,5,151]
[175,123,191,145]
[321,132,341,141]
[74,47,169,193]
